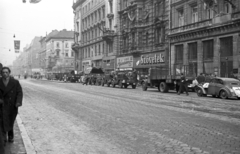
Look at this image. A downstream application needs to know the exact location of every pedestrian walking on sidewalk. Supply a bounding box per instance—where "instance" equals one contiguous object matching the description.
[0,91,5,154]
[0,67,23,143]
[177,73,189,96]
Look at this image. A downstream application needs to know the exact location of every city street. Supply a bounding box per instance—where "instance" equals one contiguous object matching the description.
[18,79,240,154]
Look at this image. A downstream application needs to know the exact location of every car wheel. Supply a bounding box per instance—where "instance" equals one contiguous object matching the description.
[112,83,115,88]
[212,95,216,98]
[196,88,204,97]
[124,84,128,88]
[142,82,148,91]
[101,80,104,86]
[159,82,169,93]
[107,83,110,87]
[220,90,228,99]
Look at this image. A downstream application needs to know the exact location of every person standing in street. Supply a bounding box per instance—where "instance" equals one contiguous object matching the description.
[0,91,5,154]
[0,67,23,143]
[178,73,189,96]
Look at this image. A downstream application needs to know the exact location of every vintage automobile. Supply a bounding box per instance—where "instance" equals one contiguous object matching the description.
[196,77,240,99]
[111,71,129,88]
[101,74,114,87]
[84,67,104,85]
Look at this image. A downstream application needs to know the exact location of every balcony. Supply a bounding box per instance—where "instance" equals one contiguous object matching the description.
[170,19,212,34]
[71,42,81,51]
[102,30,115,42]
[212,13,232,24]
[107,13,114,19]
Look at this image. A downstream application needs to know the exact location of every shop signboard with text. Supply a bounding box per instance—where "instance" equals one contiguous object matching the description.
[117,56,133,69]
[134,52,165,68]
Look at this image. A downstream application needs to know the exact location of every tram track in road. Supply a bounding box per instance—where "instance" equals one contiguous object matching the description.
[24,80,240,123]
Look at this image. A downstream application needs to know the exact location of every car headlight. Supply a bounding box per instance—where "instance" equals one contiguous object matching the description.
[229,88,234,93]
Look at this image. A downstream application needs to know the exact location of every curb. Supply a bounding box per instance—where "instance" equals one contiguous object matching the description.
[15,115,36,154]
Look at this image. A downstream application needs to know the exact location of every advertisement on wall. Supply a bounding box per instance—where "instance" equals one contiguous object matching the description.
[134,52,165,68]
[117,56,133,69]
[82,60,91,73]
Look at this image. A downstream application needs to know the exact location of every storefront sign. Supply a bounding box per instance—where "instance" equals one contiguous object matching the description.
[117,56,133,68]
[82,60,91,72]
[135,52,165,67]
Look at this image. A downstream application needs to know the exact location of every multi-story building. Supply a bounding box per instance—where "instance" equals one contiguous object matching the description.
[45,29,75,73]
[72,0,119,73]
[169,0,240,78]
[39,36,47,75]
[118,0,169,74]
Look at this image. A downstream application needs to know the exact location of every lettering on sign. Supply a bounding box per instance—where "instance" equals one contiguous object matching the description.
[137,53,164,65]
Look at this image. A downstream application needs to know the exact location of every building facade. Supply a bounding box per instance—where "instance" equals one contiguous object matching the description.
[45,29,75,73]
[118,0,169,74]
[72,0,119,73]
[169,0,240,78]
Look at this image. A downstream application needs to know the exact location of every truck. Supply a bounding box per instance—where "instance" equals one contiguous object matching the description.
[140,66,194,93]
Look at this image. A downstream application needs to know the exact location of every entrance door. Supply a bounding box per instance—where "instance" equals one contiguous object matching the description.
[220,60,233,77]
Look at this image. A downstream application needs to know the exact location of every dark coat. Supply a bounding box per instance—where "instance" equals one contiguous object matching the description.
[0,77,23,132]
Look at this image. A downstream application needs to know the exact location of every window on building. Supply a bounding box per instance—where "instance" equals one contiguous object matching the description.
[192,6,198,23]
[145,32,149,47]
[155,1,164,17]
[155,27,164,44]
[65,52,68,57]
[102,6,105,19]
[109,19,112,30]
[175,44,183,63]
[132,32,135,47]
[224,1,232,14]
[102,43,105,55]
[109,0,113,13]
[56,42,60,48]
[188,42,197,60]
[99,44,101,55]
[99,9,101,20]
[206,8,214,19]
[203,40,214,60]
[95,45,97,56]
[138,32,142,47]
[88,48,90,57]
[178,9,184,27]
[65,43,69,48]
[71,51,74,57]
[220,37,233,57]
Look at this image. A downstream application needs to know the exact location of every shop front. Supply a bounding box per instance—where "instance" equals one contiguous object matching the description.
[133,51,165,75]
[116,56,133,71]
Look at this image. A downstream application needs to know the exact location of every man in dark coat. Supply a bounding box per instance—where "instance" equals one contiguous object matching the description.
[177,73,189,96]
[0,67,23,143]
[0,91,5,154]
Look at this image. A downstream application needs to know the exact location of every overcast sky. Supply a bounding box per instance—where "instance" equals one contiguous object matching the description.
[0,0,74,66]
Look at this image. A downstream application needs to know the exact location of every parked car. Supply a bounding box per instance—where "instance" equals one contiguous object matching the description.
[196,77,240,99]
[111,71,128,88]
[101,74,113,87]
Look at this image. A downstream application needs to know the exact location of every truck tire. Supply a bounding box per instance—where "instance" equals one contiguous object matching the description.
[132,85,136,89]
[119,82,123,88]
[159,82,169,93]
[142,82,148,91]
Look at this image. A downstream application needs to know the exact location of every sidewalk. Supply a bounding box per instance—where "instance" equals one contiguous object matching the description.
[5,120,27,154]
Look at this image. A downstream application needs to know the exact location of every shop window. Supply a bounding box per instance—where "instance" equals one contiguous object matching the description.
[203,40,214,60]
[175,44,183,63]
[220,37,233,57]
[188,42,197,60]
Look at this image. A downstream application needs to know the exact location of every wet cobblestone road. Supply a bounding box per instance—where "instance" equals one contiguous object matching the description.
[19,79,240,154]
